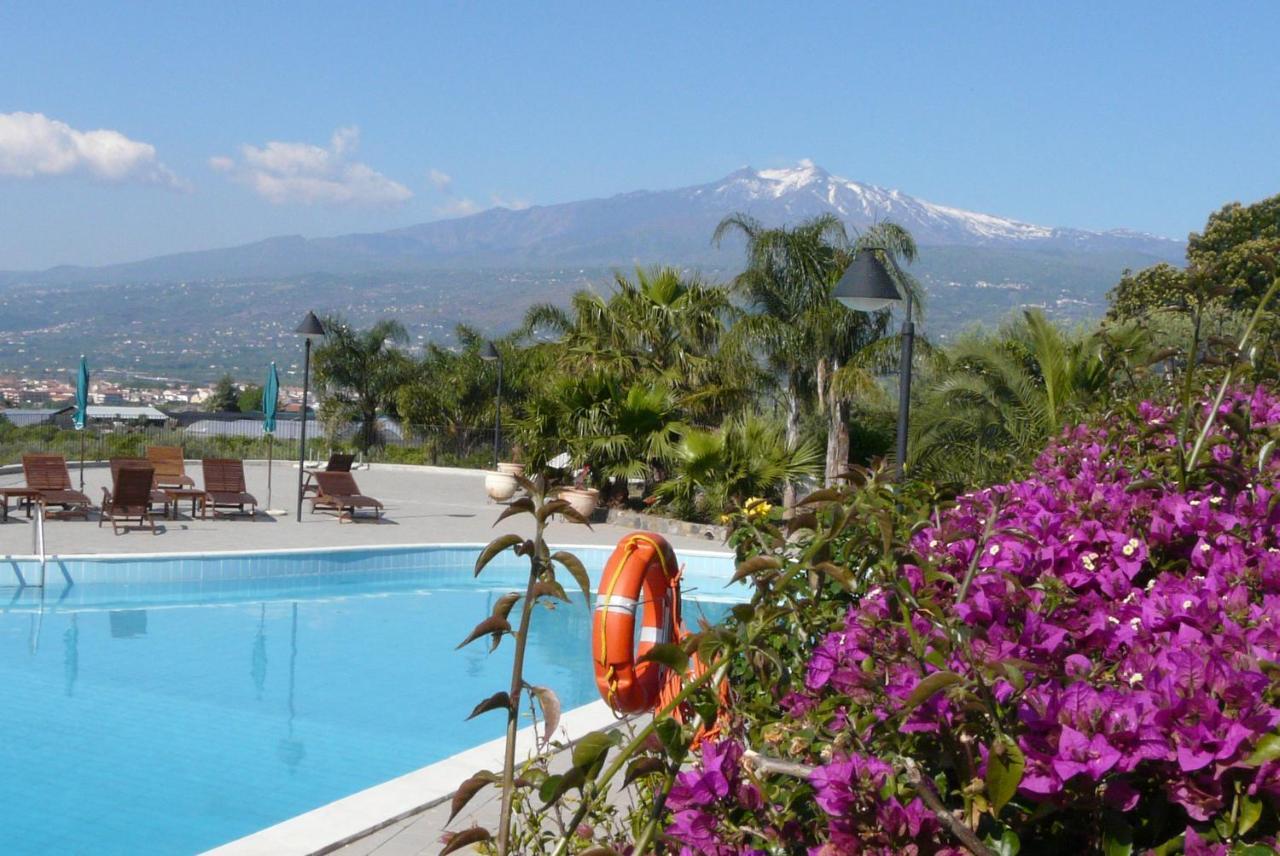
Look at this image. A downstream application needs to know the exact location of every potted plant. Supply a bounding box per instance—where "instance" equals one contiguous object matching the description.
[557,464,599,518]
[497,444,525,477]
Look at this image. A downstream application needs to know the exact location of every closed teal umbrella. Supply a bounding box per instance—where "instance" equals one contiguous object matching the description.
[263,363,282,513]
[74,355,89,490]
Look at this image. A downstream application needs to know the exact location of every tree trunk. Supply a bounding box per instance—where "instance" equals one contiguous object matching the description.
[825,399,849,487]
[783,382,800,510]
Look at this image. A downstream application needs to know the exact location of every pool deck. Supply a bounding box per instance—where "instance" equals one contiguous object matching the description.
[0,460,725,558]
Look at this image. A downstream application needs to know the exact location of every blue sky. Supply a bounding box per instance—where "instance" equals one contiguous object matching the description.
[0,1,1276,269]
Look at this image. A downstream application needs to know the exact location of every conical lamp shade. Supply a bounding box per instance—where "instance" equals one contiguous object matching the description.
[834,251,901,312]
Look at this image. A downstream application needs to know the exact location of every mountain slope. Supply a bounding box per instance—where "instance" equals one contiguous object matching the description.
[0,161,1184,286]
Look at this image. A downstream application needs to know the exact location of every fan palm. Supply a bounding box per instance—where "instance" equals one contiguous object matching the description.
[910,309,1109,483]
[312,317,411,452]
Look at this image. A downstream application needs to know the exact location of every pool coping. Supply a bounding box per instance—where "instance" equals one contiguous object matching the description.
[0,540,734,564]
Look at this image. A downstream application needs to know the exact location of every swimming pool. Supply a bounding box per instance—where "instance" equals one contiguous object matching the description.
[0,544,738,855]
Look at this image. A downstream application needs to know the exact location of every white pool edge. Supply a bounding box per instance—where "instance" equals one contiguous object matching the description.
[202,699,626,856]
[0,541,733,564]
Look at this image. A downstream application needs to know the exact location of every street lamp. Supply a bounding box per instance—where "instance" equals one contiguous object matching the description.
[295,311,326,522]
[833,250,914,480]
[480,341,502,465]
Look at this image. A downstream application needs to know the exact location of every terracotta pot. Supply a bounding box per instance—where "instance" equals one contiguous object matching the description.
[558,487,599,519]
[496,462,526,477]
[485,471,518,502]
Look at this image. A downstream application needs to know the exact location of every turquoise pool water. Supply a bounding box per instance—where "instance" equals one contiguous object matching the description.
[0,546,737,855]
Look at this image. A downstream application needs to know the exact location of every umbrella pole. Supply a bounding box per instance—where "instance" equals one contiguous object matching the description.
[79,430,85,491]
[267,435,274,510]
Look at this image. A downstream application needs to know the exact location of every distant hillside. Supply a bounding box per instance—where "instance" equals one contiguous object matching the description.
[0,161,1183,287]
[0,162,1186,380]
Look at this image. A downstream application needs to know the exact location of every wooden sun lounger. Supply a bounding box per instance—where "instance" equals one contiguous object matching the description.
[201,458,258,516]
[100,464,158,535]
[21,454,92,518]
[146,446,196,488]
[311,471,383,522]
[302,452,356,496]
[110,458,171,512]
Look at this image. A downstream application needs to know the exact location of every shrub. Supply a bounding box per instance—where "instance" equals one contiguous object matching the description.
[665,386,1280,854]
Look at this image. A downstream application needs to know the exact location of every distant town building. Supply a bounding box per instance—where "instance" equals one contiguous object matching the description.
[0,406,76,429]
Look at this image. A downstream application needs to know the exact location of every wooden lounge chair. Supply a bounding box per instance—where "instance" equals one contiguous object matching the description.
[311,471,383,522]
[302,452,356,496]
[146,446,196,488]
[21,454,92,518]
[110,458,171,512]
[100,464,158,535]
[202,458,258,516]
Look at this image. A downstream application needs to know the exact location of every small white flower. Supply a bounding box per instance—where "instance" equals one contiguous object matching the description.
[1182,599,1194,610]
[929,539,939,549]
[866,587,882,600]
[1129,672,1144,686]
[1192,574,1205,582]
[1209,496,1223,505]
[989,544,1001,556]
[1189,499,1201,507]
[1107,616,1120,625]
[1129,617,1142,631]
[1146,579,1157,591]
[1200,543,1212,553]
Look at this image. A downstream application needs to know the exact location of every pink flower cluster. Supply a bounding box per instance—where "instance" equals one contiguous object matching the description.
[666,387,1280,853]
[803,387,1280,848]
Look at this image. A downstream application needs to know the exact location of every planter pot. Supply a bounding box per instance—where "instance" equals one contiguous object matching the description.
[496,462,526,477]
[485,471,518,502]
[558,487,600,519]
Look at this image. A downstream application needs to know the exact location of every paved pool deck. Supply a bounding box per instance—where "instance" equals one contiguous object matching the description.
[0,461,725,558]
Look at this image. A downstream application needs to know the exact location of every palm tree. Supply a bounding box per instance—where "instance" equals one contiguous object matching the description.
[909,310,1109,483]
[312,317,411,453]
[715,215,920,498]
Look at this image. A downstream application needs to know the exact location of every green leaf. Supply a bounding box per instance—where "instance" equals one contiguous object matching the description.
[571,731,616,771]
[492,496,535,526]
[985,736,1024,817]
[1238,794,1263,835]
[797,488,843,505]
[730,604,755,623]
[902,670,963,712]
[1100,814,1132,856]
[1245,731,1280,766]
[550,551,593,609]
[448,771,498,822]
[985,827,1020,856]
[439,826,492,855]
[466,691,511,720]
[623,757,666,787]
[639,643,689,673]
[730,555,781,584]
[538,766,586,804]
[474,534,522,576]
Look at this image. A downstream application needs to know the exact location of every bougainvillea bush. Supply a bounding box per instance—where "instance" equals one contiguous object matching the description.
[665,386,1280,855]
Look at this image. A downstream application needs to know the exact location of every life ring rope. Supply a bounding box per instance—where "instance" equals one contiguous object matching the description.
[591,532,724,745]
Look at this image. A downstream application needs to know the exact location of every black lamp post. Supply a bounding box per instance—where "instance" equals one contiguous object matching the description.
[295,311,326,522]
[833,250,914,480]
[481,341,502,465]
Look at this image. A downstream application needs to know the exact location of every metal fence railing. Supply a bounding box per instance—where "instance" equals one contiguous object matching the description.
[0,422,503,470]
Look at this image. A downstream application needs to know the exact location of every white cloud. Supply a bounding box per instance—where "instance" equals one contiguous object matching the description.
[426,168,452,192]
[213,126,412,206]
[490,193,531,210]
[434,196,482,217]
[0,111,186,189]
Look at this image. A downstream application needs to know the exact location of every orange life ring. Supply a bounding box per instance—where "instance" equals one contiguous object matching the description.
[592,532,683,714]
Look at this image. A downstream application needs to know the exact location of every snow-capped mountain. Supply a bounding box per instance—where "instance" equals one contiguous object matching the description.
[1,161,1183,287]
